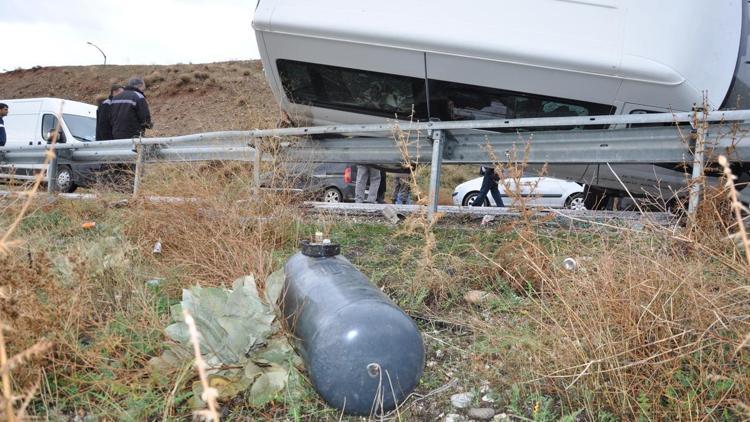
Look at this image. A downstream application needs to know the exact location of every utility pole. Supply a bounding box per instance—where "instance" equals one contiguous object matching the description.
[86,41,107,65]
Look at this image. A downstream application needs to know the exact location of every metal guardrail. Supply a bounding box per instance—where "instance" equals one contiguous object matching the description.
[0,109,748,219]
[2,108,749,154]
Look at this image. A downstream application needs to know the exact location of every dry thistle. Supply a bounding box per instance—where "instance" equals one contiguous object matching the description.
[717,155,750,266]
[0,323,51,422]
[183,308,220,422]
[391,110,425,204]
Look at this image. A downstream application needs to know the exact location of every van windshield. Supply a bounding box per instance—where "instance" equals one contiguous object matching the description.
[63,114,96,142]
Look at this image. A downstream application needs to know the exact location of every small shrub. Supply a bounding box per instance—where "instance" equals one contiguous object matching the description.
[193,71,210,81]
[177,73,193,86]
[144,71,164,85]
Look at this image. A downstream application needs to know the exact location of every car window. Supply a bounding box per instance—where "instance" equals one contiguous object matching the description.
[41,114,58,140]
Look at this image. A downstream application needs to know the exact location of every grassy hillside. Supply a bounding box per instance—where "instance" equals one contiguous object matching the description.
[0,61,279,136]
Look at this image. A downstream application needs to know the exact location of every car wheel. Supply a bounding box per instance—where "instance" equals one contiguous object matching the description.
[56,166,77,193]
[565,193,586,210]
[323,187,343,203]
[463,192,489,206]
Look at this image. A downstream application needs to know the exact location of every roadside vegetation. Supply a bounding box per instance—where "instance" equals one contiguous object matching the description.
[0,154,748,421]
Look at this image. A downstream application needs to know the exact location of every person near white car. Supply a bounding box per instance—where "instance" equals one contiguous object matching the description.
[472,166,504,207]
[0,103,7,147]
[453,174,586,209]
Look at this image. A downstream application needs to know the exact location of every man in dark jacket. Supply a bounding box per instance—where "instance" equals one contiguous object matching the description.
[0,103,8,147]
[95,84,123,141]
[472,165,505,207]
[110,77,153,139]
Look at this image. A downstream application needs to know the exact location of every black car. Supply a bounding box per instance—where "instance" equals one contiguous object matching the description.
[261,163,358,202]
[308,163,358,202]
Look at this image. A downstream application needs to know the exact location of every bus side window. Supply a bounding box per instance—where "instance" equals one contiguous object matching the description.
[276,59,429,120]
[428,79,614,131]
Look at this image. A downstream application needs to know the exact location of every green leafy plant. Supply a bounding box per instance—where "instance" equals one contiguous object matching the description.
[150,271,300,408]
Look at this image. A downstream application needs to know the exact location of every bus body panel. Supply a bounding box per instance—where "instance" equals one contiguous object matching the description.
[254,0,742,113]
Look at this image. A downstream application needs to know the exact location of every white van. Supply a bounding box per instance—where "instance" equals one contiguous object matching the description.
[0,98,98,192]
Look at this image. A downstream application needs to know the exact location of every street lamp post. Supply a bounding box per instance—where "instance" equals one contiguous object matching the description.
[86,41,107,65]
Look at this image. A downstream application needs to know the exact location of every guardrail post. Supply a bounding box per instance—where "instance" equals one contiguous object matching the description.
[428,129,444,221]
[47,146,58,194]
[688,109,707,218]
[253,137,261,196]
[133,141,146,198]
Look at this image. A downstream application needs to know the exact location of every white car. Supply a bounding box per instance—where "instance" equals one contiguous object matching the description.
[452,176,586,210]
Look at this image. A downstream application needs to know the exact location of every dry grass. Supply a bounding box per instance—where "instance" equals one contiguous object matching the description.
[2,145,749,420]
[468,175,750,419]
[125,162,305,286]
[0,156,315,419]
[0,111,60,420]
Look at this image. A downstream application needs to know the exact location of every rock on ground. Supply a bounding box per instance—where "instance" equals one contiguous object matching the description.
[468,407,496,420]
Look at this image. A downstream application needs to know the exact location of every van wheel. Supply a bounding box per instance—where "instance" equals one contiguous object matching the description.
[323,187,342,203]
[56,166,77,193]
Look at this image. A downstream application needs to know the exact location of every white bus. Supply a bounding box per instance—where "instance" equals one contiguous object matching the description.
[252,0,750,208]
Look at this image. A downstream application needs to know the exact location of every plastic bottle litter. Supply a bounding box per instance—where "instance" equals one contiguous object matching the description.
[563,257,578,271]
[145,278,164,288]
[81,221,96,229]
[450,392,475,409]
[152,240,162,254]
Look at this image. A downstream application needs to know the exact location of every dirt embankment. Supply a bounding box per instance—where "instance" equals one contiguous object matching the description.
[0,61,279,137]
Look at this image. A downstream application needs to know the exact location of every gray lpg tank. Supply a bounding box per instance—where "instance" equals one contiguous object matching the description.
[282,240,424,416]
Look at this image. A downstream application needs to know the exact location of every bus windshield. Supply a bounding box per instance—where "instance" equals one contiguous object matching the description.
[722,0,750,110]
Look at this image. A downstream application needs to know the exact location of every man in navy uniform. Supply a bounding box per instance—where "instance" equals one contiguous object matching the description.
[0,103,8,146]
[96,84,123,140]
[110,77,153,139]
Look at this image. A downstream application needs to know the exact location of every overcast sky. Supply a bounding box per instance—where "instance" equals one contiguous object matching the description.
[0,0,261,72]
